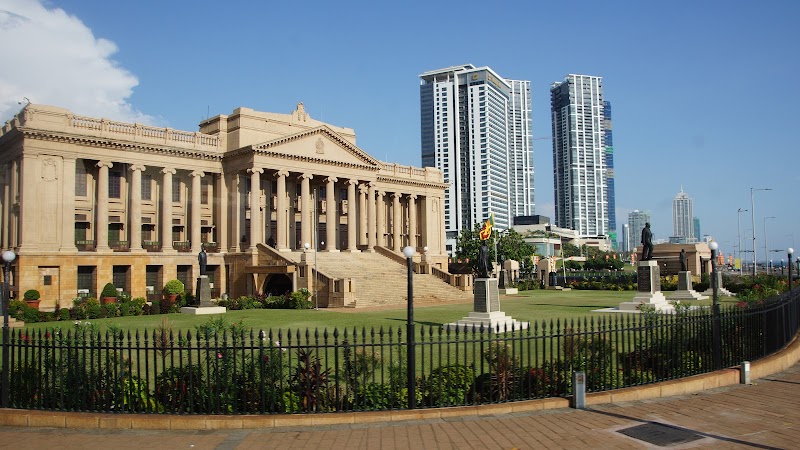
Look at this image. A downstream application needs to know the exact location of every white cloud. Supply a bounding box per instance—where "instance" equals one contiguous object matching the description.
[0,0,154,123]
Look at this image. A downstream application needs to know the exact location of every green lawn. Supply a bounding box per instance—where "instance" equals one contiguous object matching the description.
[22,289,736,335]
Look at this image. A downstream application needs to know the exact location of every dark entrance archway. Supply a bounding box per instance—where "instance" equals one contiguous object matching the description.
[264,274,292,296]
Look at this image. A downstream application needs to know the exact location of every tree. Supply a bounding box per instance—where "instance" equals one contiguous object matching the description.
[562,243,581,258]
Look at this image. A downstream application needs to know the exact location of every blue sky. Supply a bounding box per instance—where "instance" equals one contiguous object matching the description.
[2,0,799,264]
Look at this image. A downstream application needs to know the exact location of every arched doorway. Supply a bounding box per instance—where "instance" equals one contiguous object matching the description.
[264,274,292,296]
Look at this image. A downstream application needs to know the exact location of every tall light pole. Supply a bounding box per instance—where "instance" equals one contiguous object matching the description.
[750,188,772,276]
[764,216,775,274]
[737,208,748,275]
[1,250,16,408]
[709,241,721,369]
[402,245,416,409]
[789,248,794,291]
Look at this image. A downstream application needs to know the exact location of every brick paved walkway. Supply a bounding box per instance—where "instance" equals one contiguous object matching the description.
[2,364,799,449]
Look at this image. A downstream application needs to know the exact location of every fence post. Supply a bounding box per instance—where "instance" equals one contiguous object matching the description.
[741,361,751,384]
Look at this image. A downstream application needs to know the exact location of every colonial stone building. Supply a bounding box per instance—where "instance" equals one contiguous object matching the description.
[0,103,458,308]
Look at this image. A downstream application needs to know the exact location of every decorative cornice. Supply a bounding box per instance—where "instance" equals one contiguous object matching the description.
[376,175,449,190]
[18,129,223,162]
[252,126,379,164]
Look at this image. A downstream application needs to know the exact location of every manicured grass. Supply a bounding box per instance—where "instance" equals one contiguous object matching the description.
[22,289,737,335]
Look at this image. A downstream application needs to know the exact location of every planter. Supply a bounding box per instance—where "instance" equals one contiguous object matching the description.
[24,299,40,310]
[101,297,117,305]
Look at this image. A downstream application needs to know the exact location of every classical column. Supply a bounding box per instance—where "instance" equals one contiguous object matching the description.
[366,183,376,250]
[300,173,313,248]
[325,176,338,251]
[60,158,78,252]
[216,173,228,253]
[226,173,239,253]
[129,164,146,253]
[392,192,402,252]
[1,165,8,248]
[376,190,386,247]
[346,179,358,252]
[275,170,289,251]
[408,195,418,250]
[248,168,264,250]
[9,160,17,247]
[191,170,204,253]
[358,184,368,246]
[95,161,113,251]
[161,168,177,253]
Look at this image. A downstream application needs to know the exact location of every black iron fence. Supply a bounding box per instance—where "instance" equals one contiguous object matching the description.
[1,289,798,415]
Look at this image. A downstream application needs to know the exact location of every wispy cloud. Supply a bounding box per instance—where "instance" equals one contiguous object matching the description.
[0,0,153,123]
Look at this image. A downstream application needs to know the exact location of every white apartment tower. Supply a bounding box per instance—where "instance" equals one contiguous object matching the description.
[628,210,651,248]
[420,65,533,254]
[672,188,694,241]
[550,74,608,237]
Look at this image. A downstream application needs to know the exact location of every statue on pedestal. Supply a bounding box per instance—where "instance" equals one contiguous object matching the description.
[476,241,491,279]
[641,223,654,261]
[198,248,207,276]
[680,249,688,272]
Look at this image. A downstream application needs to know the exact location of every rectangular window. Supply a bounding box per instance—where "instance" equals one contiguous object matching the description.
[172,226,182,243]
[141,174,152,201]
[112,266,128,292]
[141,226,152,242]
[172,177,181,202]
[109,170,122,199]
[75,163,87,196]
[108,224,121,244]
[201,181,209,204]
[74,223,88,242]
[77,266,95,294]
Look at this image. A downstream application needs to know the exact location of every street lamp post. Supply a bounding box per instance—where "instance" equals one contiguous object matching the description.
[789,248,794,292]
[750,188,772,276]
[402,246,416,409]
[709,241,722,370]
[764,216,775,274]
[1,250,17,408]
[737,208,748,275]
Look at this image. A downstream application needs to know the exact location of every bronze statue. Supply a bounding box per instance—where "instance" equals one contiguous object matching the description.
[680,249,688,272]
[198,248,207,276]
[476,241,491,278]
[641,223,654,261]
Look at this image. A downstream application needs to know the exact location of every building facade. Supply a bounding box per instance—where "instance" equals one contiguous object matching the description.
[420,64,533,254]
[550,74,608,238]
[0,104,448,308]
[672,188,694,242]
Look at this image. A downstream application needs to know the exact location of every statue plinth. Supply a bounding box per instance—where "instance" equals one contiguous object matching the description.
[181,275,226,315]
[668,271,708,300]
[618,261,673,312]
[446,278,528,333]
[702,271,736,297]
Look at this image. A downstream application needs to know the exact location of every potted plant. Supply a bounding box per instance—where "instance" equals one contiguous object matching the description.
[100,283,118,305]
[163,279,185,304]
[23,289,40,310]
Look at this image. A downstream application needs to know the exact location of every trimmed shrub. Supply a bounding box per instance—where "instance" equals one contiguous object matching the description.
[163,279,184,295]
[100,283,118,298]
[23,289,40,300]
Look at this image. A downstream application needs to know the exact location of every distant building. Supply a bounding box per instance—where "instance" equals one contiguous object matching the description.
[693,217,701,243]
[550,74,608,237]
[603,101,617,248]
[628,210,651,246]
[621,223,630,253]
[672,188,694,242]
[513,215,550,226]
[420,64,533,255]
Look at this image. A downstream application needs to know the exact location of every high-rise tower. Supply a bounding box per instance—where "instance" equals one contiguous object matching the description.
[550,74,608,237]
[420,64,533,254]
[628,210,651,248]
[603,100,616,246]
[672,188,694,242]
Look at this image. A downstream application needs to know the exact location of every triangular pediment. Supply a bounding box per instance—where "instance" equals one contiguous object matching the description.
[251,126,380,168]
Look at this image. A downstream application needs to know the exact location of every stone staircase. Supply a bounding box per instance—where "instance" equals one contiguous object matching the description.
[288,250,472,308]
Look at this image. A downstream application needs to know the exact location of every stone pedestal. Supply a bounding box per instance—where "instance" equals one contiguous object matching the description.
[181,275,226,315]
[668,271,708,301]
[702,271,736,297]
[446,278,528,332]
[618,261,673,312]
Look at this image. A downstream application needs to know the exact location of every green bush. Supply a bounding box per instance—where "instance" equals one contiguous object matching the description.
[102,303,120,318]
[23,289,40,300]
[100,283,118,298]
[163,279,185,295]
[289,289,311,309]
[57,308,71,321]
[424,364,474,406]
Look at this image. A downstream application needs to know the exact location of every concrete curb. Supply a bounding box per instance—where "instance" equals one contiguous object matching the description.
[1,335,797,430]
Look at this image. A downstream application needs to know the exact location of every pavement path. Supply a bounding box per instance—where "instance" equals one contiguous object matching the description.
[2,364,799,449]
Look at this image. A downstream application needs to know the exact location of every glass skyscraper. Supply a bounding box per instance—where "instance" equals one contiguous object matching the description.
[603,100,617,247]
[550,74,608,237]
[420,64,533,254]
[672,188,694,242]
